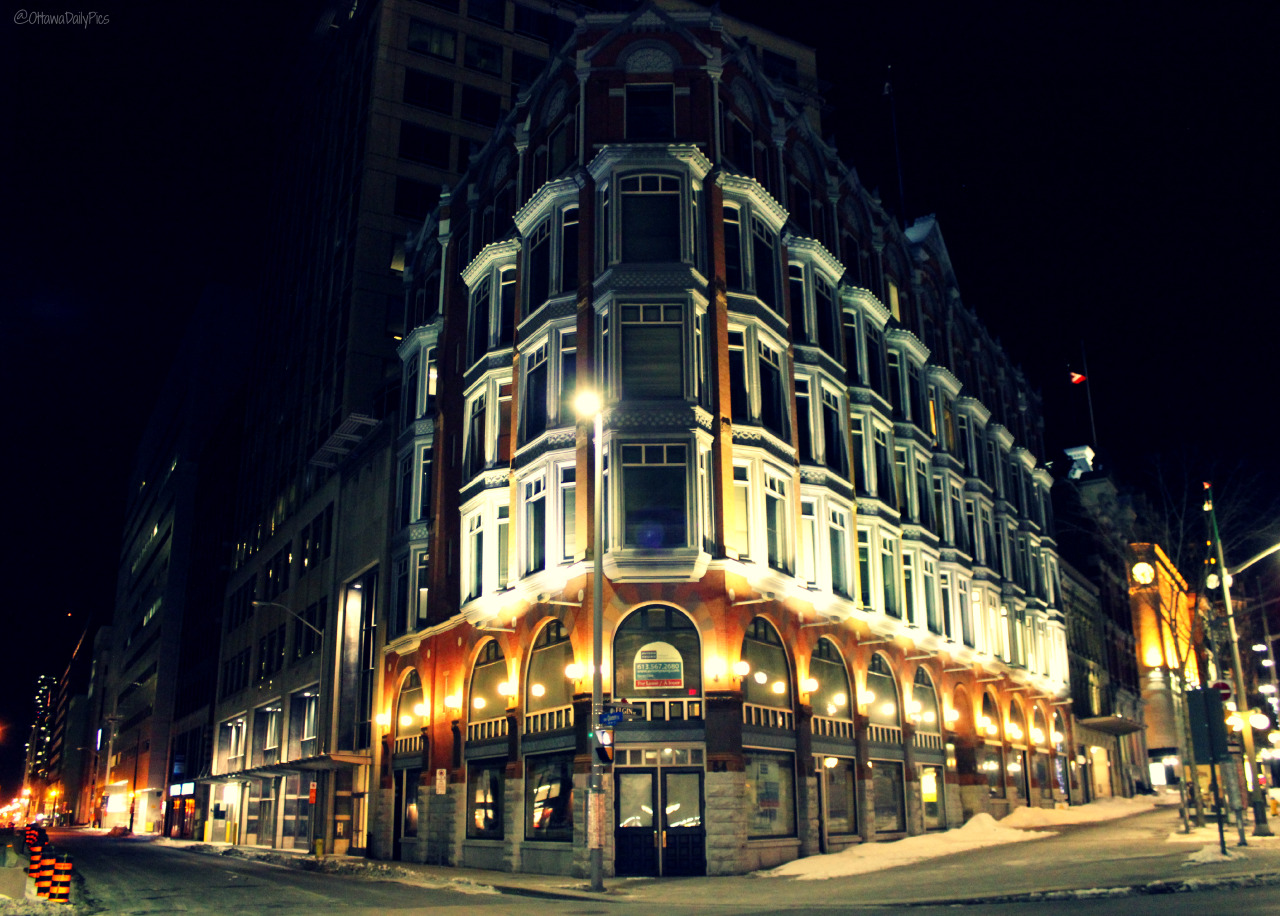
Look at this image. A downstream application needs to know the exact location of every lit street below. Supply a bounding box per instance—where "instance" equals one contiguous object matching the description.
[37,822,1280,916]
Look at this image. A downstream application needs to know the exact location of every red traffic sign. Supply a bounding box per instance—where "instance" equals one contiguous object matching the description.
[1211,681,1233,701]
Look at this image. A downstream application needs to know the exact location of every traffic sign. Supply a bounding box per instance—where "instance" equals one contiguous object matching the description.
[603,702,644,718]
[599,710,624,727]
[1212,681,1233,701]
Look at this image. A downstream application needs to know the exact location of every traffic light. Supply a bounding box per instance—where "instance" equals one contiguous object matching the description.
[594,728,614,764]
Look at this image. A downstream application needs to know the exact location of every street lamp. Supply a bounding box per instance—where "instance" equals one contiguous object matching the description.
[1204,482,1272,836]
[574,387,605,894]
[252,600,324,637]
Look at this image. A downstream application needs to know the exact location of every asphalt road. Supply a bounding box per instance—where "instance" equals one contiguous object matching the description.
[40,826,1280,916]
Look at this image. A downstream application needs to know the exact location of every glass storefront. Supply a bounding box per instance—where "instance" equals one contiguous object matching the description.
[871,759,905,832]
[525,752,573,841]
[745,751,795,837]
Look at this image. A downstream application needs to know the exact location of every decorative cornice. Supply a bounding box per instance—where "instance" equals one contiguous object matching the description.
[586,144,714,184]
[594,264,709,293]
[397,319,443,361]
[461,238,521,288]
[885,327,930,365]
[990,423,1015,451]
[785,235,844,285]
[954,396,992,426]
[927,364,962,398]
[716,171,788,233]
[841,285,891,327]
[513,177,581,236]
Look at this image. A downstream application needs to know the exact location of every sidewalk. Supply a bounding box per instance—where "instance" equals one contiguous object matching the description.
[160,806,1280,907]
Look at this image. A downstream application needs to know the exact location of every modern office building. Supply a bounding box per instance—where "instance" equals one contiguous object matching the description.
[98,287,252,835]
[379,0,1071,878]
[204,0,592,855]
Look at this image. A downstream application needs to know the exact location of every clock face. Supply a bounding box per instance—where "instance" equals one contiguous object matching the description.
[1132,562,1155,585]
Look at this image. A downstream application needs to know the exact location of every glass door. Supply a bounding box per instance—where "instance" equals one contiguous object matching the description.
[614,766,705,876]
[660,769,704,876]
[615,769,658,876]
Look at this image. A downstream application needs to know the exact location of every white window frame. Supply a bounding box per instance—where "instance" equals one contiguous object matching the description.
[461,491,511,605]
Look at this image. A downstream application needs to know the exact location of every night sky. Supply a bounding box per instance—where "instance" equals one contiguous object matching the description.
[3,1,1276,796]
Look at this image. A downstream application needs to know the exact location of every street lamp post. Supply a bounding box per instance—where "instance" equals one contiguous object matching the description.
[1204,482,1272,836]
[575,388,605,894]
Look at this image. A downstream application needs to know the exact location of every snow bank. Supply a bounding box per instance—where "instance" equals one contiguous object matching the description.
[1001,795,1157,828]
[762,813,1054,880]
[1184,844,1245,865]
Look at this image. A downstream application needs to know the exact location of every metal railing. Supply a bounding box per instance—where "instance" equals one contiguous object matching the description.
[524,703,574,734]
[743,703,794,730]
[811,715,855,740]
[466,715,509,742]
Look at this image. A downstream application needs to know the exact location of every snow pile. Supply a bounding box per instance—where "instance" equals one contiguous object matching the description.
[762,813,1054,880]
[1001,795,1157,828]
[1184,844,1245,865]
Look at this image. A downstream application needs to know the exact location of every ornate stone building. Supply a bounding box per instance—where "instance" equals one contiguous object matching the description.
[381,1,1070,876]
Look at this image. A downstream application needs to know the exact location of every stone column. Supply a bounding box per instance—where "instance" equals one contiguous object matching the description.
[705,690,746,874]
[795,703,820,856]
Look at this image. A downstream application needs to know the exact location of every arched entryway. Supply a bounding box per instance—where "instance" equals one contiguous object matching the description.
[612,605,706,877]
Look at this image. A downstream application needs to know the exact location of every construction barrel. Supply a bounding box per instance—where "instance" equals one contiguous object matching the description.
[37,847,56,898]
[27,839,44,879]
[49,853,73,904]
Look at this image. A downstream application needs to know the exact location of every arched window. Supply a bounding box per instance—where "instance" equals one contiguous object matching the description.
[980,693,1000,739]
[979,692,1004,798]
[525,620,573,726]
[466,640,507,841]
[950,685,972,735]
[469,639,509,722]
[810,637,851,720]
[1008,700,1027,745]
[613,605,702,718]
[1032,707,1049,747]
[866,653,899,727]
[741,617,791,708]
[912,668,940,734]
[397,669,425,741]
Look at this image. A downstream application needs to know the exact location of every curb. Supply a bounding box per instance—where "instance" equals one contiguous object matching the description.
[179,843,605,902]
[892,871,1280,908]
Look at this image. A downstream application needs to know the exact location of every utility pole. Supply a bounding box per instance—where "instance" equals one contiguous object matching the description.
[1205,481,1272,836]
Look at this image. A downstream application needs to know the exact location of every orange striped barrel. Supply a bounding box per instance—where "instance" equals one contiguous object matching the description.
[36,849,56,897]
[49,853,73,904]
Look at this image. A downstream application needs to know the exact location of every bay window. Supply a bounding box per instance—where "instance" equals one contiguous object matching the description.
[620,174,680,262]
[757,339,786,438]
[764,473,788,573]
[621,304,682,398]
[799,500,817,584]
[750,216,779,311]
[621,443,687,548]
[524,476,546,574]
[829,506,851,598]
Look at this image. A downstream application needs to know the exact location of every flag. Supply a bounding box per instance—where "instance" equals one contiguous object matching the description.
[1070,371,1086,385]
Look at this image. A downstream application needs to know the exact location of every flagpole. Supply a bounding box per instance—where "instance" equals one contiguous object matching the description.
[1081,342,1099,454]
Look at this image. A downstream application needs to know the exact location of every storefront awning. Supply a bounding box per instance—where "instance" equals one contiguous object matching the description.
[1077,714,1144,736]
[198,752,372,783]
